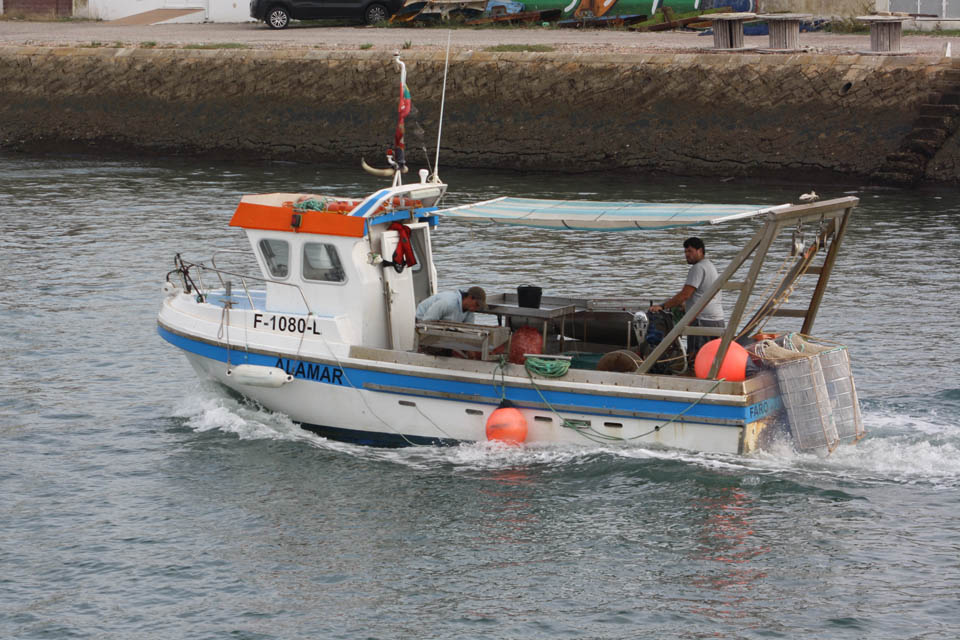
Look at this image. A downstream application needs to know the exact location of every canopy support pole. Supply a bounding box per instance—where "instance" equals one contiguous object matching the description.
[635,222,769,375]
[708,220,779,379]
[801,206,854,335]
[634,197,859,379]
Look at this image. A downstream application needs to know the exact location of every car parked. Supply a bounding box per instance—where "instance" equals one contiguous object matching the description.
[250,0,403,28]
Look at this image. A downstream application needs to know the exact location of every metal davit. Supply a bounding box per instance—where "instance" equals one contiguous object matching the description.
[634,196,859,380]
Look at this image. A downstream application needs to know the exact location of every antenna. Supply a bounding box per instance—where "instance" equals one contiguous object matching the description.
[432,31,452,184]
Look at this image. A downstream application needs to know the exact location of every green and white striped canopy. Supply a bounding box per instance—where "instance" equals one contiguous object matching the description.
[435,197,788,231]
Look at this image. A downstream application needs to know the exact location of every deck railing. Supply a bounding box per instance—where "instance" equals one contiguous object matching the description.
[168,253,317,316]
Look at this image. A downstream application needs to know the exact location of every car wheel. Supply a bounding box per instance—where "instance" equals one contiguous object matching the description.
[266,5,290,29]
[364,2,389,24]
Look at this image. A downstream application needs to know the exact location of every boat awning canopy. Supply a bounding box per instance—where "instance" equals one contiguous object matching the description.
[434,197,789,231]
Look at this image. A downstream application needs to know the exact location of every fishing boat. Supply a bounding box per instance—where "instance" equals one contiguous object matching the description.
[157,54,864,455]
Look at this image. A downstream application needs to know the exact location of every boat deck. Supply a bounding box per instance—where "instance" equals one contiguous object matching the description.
[204,289,266,311]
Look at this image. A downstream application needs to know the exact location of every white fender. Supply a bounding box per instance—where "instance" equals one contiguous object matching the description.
[226,365,294,388]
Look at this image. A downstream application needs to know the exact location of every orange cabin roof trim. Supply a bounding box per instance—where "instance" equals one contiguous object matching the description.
[229,200,367,238]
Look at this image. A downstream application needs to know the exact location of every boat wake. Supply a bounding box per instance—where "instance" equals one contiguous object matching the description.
[170,388,960,488]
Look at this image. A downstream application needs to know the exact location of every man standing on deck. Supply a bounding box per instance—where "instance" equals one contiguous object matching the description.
[416,287,487,324]
[649,237,724,362]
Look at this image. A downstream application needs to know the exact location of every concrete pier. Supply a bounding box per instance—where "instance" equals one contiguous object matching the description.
[0,46,958,184]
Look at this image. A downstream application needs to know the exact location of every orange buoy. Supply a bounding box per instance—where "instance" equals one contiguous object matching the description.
[485,405,528,445]
[509,326,542,365]
[694,339,749,381]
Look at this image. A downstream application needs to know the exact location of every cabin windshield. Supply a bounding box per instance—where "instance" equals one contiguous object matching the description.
[302,243,346,283]
[259,239,289,279]
[408,231,427,274]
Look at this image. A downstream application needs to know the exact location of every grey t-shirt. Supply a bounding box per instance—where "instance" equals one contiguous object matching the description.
[685,258,724,321]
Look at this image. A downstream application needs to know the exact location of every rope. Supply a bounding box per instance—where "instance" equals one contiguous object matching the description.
[191,257,420,446]
[411,403,457,442]
[217,297,233,369]
[524,356,571,378]
[293,197,334,212]
[629,378,726,441]
[743,245,799,320]
[521,362,727,446]
[523,368,611,442]
[491,354,509,402]
[737,241,819,340]
[262,310,425,448]
[310,329,424,448]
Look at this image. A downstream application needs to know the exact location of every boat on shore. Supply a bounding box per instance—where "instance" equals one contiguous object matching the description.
[157,55,864,455]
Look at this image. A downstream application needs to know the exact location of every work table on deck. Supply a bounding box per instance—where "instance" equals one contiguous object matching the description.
[479,293,650,351]
[482,293,648,320]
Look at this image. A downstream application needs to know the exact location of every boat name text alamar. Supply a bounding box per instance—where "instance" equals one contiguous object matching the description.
[275,358,345,385]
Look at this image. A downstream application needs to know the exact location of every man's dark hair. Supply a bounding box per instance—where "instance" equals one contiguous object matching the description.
[683,237,705,252]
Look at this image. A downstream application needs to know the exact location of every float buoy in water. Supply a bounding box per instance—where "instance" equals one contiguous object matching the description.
[485,400,528,445]
[694,339,749,381]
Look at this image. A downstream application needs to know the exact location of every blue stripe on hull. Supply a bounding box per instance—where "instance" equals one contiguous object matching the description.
[158,324,776,424]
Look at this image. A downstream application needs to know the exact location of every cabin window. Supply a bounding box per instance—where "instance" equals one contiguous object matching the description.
[259,239,289,279]
[302,243,346,283]
[407,229,426,273]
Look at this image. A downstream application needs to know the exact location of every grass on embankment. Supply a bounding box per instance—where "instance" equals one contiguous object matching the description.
[484,44,555,52]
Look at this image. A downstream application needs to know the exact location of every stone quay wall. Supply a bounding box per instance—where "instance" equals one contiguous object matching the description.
[1,46,958,184]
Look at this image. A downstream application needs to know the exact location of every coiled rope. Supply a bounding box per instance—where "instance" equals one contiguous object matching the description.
[293,197,334,212]
[523,356,571,378]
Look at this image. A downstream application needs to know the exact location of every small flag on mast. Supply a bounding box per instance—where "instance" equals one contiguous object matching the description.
[393,53,412,168]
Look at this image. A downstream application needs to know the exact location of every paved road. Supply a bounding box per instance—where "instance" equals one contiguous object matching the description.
[0,20,956,55]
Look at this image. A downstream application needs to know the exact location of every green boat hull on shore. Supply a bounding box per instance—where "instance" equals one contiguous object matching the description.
[519,0,701,17]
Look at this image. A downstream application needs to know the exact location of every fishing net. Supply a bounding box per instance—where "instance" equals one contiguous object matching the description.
[816,345,865,444]
[768,349,839,452]
[756,334,864,452]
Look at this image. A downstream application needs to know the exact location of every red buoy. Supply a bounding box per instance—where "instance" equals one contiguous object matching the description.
[694,339,749,381]
[485,406,528,445]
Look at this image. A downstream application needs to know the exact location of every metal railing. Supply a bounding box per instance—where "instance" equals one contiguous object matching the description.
[167,253,317,316]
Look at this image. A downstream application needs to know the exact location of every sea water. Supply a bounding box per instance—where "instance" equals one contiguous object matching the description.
[2,153,959,639]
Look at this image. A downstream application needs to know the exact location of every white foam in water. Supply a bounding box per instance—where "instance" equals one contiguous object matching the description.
[824,437,960,486]
[171,388,960,486]
[738,408,960,487]
[866,407,957,436]
[439,440,603,469]
[172,391,328,447]
[357,439,609,472]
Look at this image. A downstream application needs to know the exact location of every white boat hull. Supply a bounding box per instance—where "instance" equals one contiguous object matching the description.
[159,307,782,454]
